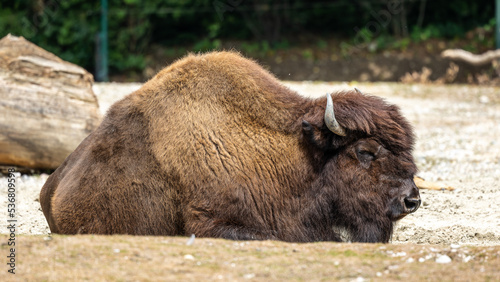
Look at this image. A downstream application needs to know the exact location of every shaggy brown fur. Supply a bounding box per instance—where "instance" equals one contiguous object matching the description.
[40,51,420,242]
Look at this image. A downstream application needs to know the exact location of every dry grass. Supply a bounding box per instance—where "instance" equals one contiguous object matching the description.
[2,234,499,281]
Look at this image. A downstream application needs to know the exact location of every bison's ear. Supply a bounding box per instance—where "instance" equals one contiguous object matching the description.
[302,120,332,150]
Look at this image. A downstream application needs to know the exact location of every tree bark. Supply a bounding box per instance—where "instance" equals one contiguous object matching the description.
[0,34,101,169]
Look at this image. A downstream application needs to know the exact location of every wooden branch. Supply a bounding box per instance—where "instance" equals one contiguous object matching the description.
[441,49,500,66]
[414,176,455,191]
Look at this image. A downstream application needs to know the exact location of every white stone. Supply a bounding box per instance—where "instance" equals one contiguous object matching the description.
[436,255,452,264]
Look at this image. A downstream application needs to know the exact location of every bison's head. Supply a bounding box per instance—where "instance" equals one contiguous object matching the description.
[302,89,420,243]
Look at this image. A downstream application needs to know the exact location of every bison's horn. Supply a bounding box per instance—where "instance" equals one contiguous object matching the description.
[354,87,363,94]
[324,93,346,136]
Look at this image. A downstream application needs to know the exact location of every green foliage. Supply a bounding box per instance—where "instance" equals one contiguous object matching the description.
[392,38,411,51]
[0,0,218,76]
[0,0,495,79]
[193,38,221,52]
[301,49,314,60]
[273,40,290,50]
[316,39,327,50]
[411,23,464,42]
[240,41,270,56]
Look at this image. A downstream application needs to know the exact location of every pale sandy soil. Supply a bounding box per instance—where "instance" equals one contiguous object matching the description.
[1,82,499,246]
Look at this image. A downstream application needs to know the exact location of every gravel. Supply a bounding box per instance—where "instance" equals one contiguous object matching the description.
[1,81,499,245]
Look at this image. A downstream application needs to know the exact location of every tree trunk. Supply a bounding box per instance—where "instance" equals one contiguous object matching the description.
[0,34,101,169]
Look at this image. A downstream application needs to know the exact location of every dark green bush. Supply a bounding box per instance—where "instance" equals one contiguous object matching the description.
[0,0,494,79]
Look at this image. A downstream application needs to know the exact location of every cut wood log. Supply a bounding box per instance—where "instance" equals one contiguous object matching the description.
[414,176,455,191]
[0,34,101,169]
[441,49,500,66]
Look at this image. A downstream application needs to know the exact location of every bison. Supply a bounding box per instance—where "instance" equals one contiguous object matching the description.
[40,51,420,243]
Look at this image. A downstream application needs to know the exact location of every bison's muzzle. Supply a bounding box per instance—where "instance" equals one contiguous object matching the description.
[389,179,421,221]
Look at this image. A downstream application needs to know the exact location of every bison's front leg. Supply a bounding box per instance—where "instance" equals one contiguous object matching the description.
[184,209,278,241]
[195,223,277,241]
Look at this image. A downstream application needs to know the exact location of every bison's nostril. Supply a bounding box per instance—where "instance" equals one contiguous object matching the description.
[404,197,421,213]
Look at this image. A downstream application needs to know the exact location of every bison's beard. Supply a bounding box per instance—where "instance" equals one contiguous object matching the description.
[332,225,353,242]
[333,219,394,243]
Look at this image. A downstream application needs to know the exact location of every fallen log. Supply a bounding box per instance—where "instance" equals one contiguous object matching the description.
[0,34,101,169]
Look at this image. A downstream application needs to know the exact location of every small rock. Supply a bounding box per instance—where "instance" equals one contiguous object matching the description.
[184,254,195,260]
[388,265,399,270]
[243,273,255,279]
[479,95,489,104]
[463,255,472,263]
[436,255,452,264]
[186,234,195,246]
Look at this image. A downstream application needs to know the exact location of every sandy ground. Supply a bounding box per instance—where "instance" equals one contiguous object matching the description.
[1,82,499,246]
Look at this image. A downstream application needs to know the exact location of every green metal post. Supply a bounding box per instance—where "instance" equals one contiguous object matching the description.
[497,0,500,49]
[97,0,109,81]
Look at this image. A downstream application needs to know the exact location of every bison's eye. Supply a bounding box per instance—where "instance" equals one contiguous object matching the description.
[356,149,375,167]
[354,140,382,169]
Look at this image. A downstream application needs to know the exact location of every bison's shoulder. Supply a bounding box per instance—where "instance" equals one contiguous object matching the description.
[128,51,306,134]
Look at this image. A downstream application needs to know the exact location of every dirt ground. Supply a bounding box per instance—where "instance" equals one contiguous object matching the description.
[2,235,500,281]
[1,81,499,280]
